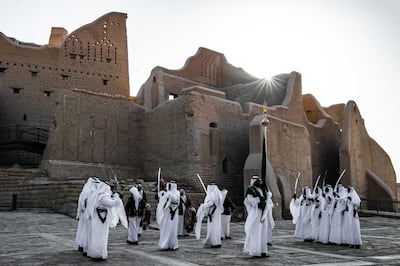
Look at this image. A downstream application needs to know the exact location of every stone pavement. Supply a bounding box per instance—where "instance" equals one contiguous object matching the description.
[0,211,400,265]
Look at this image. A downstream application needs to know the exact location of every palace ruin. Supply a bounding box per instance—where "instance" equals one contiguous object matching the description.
[0,12,397,218]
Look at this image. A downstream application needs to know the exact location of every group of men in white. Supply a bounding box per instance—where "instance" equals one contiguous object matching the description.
[290,182,362,248]
[74,173,361,261]
[157,180,237,250]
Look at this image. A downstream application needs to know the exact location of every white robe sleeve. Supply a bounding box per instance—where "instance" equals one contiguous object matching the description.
[245,195,260,208]
[156,191,168,226]
[195,203,207,240]
[267,198,275,229]
[289,198,300,224]
[110,196,128,229]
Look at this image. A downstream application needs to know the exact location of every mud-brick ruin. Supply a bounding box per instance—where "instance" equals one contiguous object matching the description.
[0,12,398,218]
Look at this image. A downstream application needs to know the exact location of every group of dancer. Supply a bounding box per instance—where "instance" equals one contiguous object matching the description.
[74,173,362,261]
[153,175,273,257]
[290,182,362,248]
[157,179,236,251]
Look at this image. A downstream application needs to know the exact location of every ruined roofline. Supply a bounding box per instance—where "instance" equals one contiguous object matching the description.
[177,47,225,72]
[163,47,258,87]
[0,12,127,49]
[0,32,44,48]
[303,93,340,125]
[66,11,127,39]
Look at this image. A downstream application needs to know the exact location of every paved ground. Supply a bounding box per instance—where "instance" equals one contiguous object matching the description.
[0,211,400,265]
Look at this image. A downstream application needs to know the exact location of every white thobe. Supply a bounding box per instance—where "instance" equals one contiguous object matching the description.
[329,197,346,244]
[127,217,140,242]
[318,192,334,244]
[195,185,225,247]
[220,214,231,239]
[243,194,269,256]
[342,189,362,246]
[294,196,312,240]
[157,190,180,250]
[87,193,121,260]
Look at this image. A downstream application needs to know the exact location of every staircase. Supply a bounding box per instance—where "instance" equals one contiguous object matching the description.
[122,181,205,218]
[0,124,49,167]
[0,167,84,217]
[0,168,206,219]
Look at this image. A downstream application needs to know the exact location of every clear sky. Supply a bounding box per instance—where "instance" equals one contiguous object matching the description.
[1,0,399,182]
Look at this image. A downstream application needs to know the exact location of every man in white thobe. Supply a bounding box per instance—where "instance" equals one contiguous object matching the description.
[293,186,313,241]
[266,190,275,246]
[74,177,98,253]
[136,184,147,236]
[87,181,127,260]
[178,189,191,236]
[318,185,334,244]
[310,186,323,242]
[342,186,362,248]
[329,184,347,245]
[220,189,236,240]
[196,183,226,248]
[157,181,180,250]
[243,176,272,258]
[125,185,143,245]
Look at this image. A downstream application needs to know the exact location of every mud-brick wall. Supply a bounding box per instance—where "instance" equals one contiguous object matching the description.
[41,91,146,179]
[306,117,341,186]
[138,91,249,206]
[189,92,249,205]
[340,101,397,202]
[0,12,130,138]
[267,116,313,190]
[139,94,198,185]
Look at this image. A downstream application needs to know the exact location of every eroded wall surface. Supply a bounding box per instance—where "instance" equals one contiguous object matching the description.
[340,101,397,203]
[42,91,143,179]
[0,12,129,130]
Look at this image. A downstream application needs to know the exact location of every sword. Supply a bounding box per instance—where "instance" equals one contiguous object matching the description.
[313,174,321,194]
[294,172,301,195]
[322,170,327,188]
[157,167,161,195]
[94,155,110,181]
[334,169,347,191]
[196,173,207,194]
[109,167,122,191]
[113,175,121,193]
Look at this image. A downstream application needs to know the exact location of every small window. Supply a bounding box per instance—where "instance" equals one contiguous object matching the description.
[0,67,7,73]
[43,90,52,97]
[210,122,218,128]
[12,87,22,93]
[102,79,108,85]
[61,74,69,81]
[169,94,178,100]
[30,70,38,77]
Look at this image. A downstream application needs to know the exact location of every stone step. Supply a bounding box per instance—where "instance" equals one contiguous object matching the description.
[0,167,209,219]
